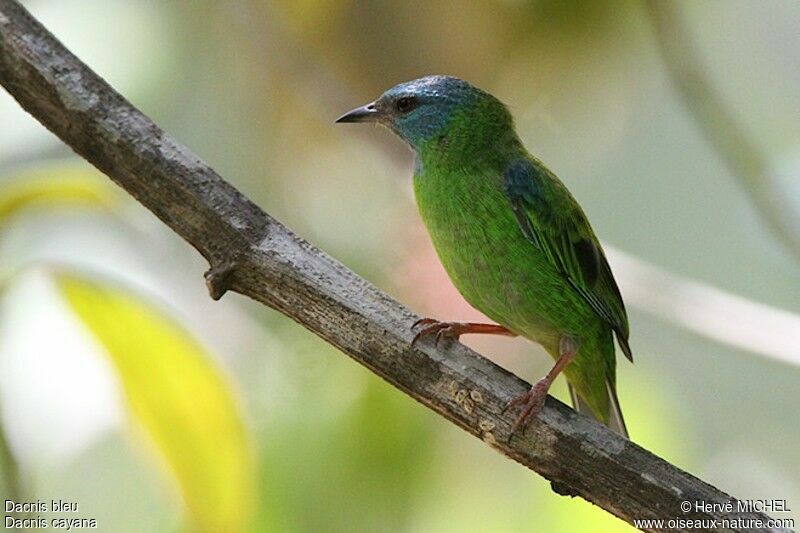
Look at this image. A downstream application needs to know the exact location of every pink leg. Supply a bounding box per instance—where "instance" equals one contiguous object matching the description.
[411,318,516,347]
[504,336,579,434]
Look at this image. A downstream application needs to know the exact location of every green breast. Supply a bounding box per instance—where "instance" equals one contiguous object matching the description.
[413,161,597,352]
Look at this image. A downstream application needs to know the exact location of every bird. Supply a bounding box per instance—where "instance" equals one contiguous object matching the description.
[336,75,632,437]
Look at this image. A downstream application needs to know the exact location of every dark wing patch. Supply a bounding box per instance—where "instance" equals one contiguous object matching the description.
[574,238,600,286]
[503,159,632,362]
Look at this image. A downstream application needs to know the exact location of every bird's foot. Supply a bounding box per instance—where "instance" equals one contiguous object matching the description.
[410,318,515,348]
[504,378,550,436]
[411,318,465,347]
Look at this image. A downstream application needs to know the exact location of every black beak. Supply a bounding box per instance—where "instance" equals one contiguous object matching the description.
[336,102,379,123]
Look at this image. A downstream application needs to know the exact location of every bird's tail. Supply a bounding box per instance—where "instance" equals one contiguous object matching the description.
[568,381,628,439]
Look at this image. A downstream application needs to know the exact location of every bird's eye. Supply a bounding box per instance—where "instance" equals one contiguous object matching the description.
[395,96,417,114]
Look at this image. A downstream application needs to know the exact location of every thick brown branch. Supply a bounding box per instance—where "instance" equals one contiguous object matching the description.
[0,2,790,531]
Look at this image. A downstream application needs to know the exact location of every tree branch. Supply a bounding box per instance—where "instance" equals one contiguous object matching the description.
[0,2,790,531]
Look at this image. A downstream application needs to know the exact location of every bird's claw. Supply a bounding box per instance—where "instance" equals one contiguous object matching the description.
[411,318,463,348]
[412,317,438,330]
[504,379,549,440]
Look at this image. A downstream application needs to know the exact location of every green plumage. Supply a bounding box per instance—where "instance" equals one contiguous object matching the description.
[338,76,631,435]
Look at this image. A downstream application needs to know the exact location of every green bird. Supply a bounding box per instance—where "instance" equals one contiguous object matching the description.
[337,76,632,437]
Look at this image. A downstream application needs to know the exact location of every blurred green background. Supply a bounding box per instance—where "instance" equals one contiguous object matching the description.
[1,0,799,531]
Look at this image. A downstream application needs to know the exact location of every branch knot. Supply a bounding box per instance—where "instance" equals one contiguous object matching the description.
[204,261,237,300]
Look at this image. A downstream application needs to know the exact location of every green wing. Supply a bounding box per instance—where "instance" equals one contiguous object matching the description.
[504,159,632,361]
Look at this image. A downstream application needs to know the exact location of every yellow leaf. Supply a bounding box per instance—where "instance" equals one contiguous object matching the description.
[0,162,118,226]
[56,273,254,532]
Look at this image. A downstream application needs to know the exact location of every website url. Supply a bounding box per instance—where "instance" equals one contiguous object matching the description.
[632,517,795,530]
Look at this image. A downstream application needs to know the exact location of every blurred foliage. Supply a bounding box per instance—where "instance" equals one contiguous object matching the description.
[0,160,254,531]
[57,273,254,533]
[0,162,117,227]
[0,0,798,532]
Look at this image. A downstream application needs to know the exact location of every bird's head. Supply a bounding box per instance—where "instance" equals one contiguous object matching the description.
[336,75,513,153]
